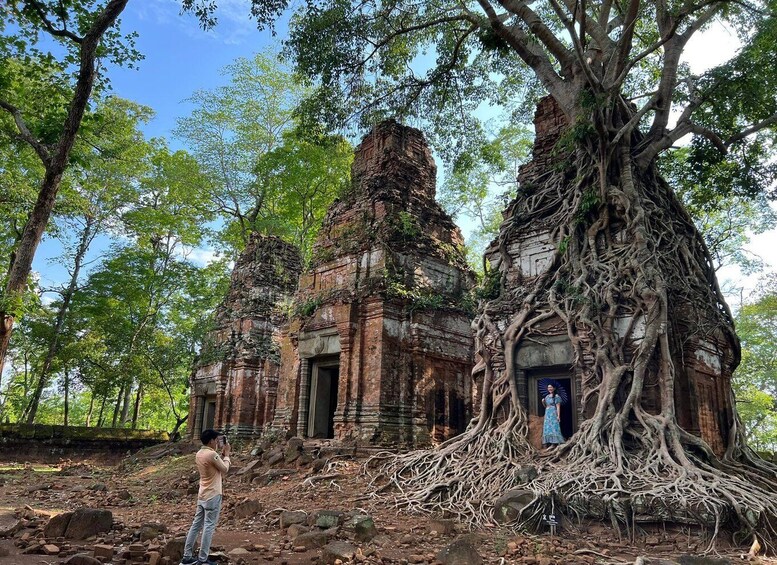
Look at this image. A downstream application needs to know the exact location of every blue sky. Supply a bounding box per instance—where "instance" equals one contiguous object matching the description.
[30,2,776,307]
[108,0,282,141]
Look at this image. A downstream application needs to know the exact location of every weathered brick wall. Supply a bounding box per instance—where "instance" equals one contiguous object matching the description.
[275,121,475,446]
[0,424,168,457]
[189,235,302,439]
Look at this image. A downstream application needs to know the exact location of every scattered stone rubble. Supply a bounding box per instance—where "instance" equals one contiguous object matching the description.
[0,442,748,565]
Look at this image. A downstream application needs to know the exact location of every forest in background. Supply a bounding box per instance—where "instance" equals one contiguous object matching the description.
[0,1,775,452]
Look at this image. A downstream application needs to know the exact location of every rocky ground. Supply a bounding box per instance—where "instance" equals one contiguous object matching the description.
[0,439,774,565]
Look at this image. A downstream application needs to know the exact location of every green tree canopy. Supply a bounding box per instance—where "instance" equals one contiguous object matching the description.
[734,279,777,451]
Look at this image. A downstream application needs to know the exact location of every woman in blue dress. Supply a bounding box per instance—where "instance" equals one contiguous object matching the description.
[542,384,565,447]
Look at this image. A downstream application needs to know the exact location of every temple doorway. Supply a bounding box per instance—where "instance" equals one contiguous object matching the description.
[307,358,340,438]
[203,397,216,431]
[528,369,576,440]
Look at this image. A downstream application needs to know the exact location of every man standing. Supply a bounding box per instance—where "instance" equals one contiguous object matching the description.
[180,429,231,565]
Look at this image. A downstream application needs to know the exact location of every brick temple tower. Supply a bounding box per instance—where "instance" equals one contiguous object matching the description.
[273,120,476,446]
[189,234,302,439]
[483,97,738,453]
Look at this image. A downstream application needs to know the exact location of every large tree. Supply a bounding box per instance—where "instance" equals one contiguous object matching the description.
[183,0,777,544]
[0,0,136,374]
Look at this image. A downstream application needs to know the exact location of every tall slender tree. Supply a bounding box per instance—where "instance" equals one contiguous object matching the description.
[21,96,153,423]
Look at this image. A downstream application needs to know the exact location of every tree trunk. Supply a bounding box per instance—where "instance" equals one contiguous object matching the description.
[63,365,70,426]
[0,318,12,382]
[23,217,95,424]
[111,384,124,428]
[170,414,189,440]
[131,383,143,429]
[97,395,107,427]
[121,380,132,424]
[0,0,129,375]
[85,394,95,427]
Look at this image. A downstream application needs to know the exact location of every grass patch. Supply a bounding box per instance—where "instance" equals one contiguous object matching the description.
[0,464,60,473]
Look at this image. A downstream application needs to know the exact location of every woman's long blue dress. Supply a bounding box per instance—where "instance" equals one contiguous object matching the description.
[542,394,565,444]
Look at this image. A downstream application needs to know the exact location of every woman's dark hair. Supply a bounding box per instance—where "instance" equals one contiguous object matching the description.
[200,429,220,445]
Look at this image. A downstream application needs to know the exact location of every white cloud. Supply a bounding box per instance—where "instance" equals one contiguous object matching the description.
[182,246,223,266]
[136,0,263,45]
[682,21,742,74]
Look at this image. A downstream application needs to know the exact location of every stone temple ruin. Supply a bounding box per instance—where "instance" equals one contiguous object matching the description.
[482,96,737,453]
[191,121,475,446]
[189,234,302,439]
[273,121,475,445]
[190,102,736,454]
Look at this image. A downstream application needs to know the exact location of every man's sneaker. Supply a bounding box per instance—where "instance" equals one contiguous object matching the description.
[179,557,197,565]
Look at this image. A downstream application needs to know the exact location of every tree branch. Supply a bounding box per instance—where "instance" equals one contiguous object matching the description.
[373,13,480,52]
[726,113,777,146]
[477,0,568,107]
[646,2,723,141]
[561,0,613,50]
[636,120,731,168]
[548,0,601,89]
[606,17,680,90]
[0,100,52,164]
[612,0,641,83]
[498,0,576,75]
[24,0,84,43]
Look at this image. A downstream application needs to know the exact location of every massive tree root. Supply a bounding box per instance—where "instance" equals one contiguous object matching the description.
[367,119,777,549]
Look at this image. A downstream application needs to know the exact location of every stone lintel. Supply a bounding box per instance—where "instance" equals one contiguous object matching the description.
[298,329,341,359]
[515,334,573,369]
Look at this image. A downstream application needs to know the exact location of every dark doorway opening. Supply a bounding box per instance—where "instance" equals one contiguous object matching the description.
[203,398,216,431]
[528,370,575,441]
[308,360,340,438]
[427,386,467,442]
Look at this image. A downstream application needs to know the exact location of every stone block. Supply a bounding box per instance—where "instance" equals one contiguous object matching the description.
[311,510,344,529]
[138,522,166,541]
[228,547,251,558]
[43,543,60,555]
[44,512,73,539]
[350,515,377,542]
[285,437,304,462]
[293,530,331,550]
[493,490,534,524]
[92,544,114,560]
[233,498,263,518]
[280,511,307,529]
[287,524,309,539]
[321,540,357,564]
[161,537,185,562]
[435,538,483,565]
[63,509,113,540]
